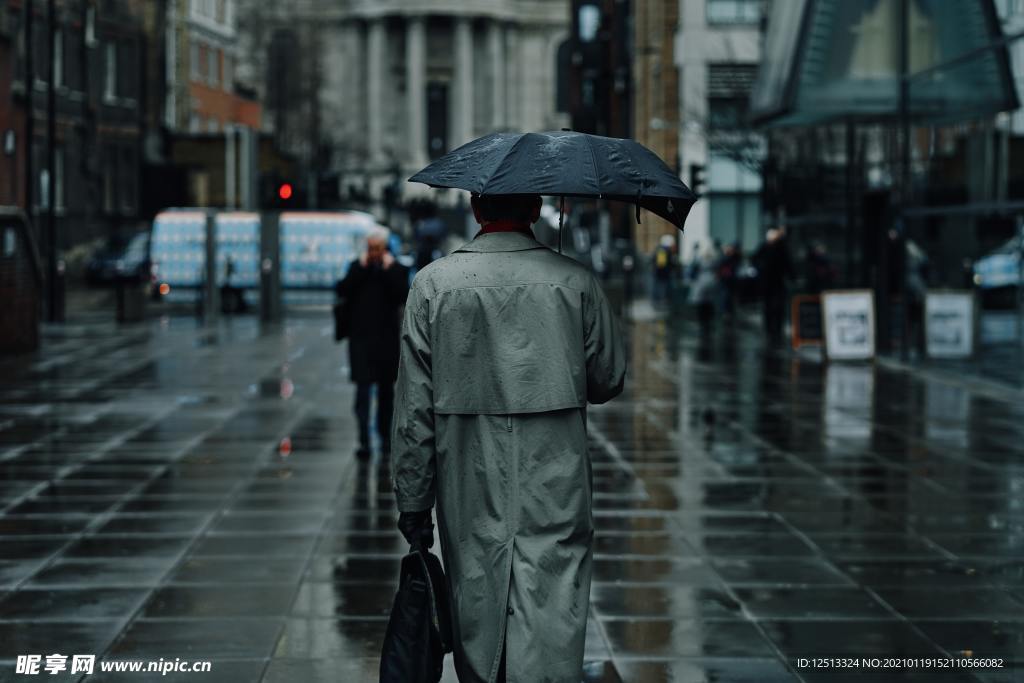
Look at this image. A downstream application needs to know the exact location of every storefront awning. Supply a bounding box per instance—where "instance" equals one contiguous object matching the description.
[751,0,1019,127]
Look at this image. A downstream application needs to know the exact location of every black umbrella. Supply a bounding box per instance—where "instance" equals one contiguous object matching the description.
[408,130,697,231]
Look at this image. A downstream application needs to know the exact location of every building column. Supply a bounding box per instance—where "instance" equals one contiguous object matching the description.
[487,20,505,131]
[225,124,236,208]
[504,23,519,130]
[367,18,385,166]
[406,15,426,166]
[453,16,474,147]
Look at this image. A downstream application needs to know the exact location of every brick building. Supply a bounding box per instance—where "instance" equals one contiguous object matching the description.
[0,0,146,251]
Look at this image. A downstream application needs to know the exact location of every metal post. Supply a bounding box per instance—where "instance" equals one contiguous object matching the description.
[260,211,281,324]
[239,126,251,210]
[1017,216,1024,354]
[844,120,856,286]
[22,0,33,215]
[898,0,911,359]
[203,211,218,323]
[225,125,236,209]
[240,126,258,211]
[46,0,57,322]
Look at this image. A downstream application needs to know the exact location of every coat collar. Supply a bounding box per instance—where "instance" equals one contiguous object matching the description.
[454,231,548,254]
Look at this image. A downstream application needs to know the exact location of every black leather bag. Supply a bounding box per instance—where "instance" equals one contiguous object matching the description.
[333,298,351,341]
[379,549,453,683]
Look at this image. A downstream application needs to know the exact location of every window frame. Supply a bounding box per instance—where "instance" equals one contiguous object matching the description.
[103,41,117,102]
[706,0,763,26]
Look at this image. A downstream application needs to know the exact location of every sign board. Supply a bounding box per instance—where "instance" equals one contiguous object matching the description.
[822,290,875,360]
[791,295,823,349]
[925,290,976,358]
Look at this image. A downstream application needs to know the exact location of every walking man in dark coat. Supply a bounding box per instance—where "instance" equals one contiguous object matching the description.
[336,226,409,458]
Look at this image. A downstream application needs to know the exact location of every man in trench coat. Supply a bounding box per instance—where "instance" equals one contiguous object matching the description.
[392,194,626,683]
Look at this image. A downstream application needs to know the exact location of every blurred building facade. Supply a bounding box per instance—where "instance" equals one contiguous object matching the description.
[674,0,766,258]
[233,0,570,211]
[0,0,146,252]
[751,0,1021,350]
[162,0,261,134]
[140,0,263,212]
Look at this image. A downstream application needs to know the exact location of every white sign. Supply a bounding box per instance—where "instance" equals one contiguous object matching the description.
[925,291,975,358]
[822,290,875,360]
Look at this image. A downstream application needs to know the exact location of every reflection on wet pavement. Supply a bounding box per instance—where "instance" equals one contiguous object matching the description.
[0,314,1022,682]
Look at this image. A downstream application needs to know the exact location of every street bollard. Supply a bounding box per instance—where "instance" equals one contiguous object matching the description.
[260,212,281,324]
[202,212,219,324]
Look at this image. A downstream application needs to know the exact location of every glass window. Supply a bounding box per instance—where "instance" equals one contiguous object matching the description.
[31,141,44,209]
[707,0,763,25]
[33,22,49,85]
[9,8,23,85]
[208,48,219,87]
[103,147,116,213]
[53,29,63,88]
[104,43,117,101]
[578,5,600,42]
[85,6,97,47]
[120,147,135,212]
[119,42,136,99]
[191,41,202,81]
[38,167,49,210]
[55,146,65,210]
[64,29,82,90]
[223,54,233,90]
[708,97,747,130]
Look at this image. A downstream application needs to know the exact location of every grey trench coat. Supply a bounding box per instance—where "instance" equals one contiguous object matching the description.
[392,230,626,683]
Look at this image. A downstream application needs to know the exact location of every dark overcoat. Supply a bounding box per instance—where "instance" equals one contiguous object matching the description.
[336,259,409,384]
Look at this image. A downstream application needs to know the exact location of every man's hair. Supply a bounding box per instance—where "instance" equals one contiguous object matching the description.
[366,226,391,245]
[471,194,542,222]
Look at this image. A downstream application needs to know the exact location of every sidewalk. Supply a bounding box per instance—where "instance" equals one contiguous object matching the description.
[1,306,1022,682]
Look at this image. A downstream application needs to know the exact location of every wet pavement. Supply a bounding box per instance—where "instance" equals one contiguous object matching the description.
[0,308,1022,682]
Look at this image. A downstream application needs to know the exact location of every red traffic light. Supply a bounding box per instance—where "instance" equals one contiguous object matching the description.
[278,183,293,200]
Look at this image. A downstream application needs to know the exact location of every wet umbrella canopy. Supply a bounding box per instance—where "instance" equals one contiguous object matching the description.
[408,130,698,230]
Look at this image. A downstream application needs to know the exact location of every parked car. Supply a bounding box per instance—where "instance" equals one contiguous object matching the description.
[115,232,152,284]
[974,236,1021,309]
[85,232,151,286]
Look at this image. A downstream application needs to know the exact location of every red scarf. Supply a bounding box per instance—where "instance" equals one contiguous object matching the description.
[476,220,535,238]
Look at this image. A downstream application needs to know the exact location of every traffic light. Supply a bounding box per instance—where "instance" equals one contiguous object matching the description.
[261,175,305,209]
[689,163,706,196]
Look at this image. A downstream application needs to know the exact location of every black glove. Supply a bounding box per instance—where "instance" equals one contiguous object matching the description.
[398,509,434,550]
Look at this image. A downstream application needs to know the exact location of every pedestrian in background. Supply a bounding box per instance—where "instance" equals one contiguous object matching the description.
[752,227,794,347]
[685,242,702,283]
[905,238,930,356]
[716,242,741,319]
[391,193,626,683]
[652,234,676,307]
[804,242,837,294]
[689,245,718,336]
[335,226,409,459]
